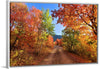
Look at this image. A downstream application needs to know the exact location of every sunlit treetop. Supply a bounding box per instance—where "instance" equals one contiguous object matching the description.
[51,4,97,37]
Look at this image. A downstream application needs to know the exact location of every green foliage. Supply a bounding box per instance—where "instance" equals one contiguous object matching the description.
[62,28,79,51]
[41,9,55,36]
[14,28,19,34]
[40,31,48,41]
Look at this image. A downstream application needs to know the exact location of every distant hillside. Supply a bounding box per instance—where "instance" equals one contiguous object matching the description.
[53,35,62,41]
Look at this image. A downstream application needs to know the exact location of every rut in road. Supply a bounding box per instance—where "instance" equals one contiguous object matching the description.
[39,46,76,65]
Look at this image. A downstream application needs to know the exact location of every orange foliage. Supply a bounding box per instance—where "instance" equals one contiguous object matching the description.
[51,4,97,40]
[55,39,63,46]
[46,35,54,48]
[10,3,43,49]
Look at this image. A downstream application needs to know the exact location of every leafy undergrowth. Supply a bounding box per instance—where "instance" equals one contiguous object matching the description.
[10,48,52,67]
[64,50,96,63]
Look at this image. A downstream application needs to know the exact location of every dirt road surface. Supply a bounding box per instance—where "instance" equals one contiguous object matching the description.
[39,46,77,65]
[39,46,91,65]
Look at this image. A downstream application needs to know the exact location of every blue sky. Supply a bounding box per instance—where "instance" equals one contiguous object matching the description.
[25,3,65,35]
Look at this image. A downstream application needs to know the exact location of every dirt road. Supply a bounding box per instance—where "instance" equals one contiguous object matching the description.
[39,46,91,65]
[39,46,76,65]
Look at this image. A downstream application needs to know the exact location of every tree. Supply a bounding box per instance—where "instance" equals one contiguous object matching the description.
[42,9,55,36]
[10,3,28,50]
[51,4,97,38]
[56,39,62,46]
[34,8,55,51]
[10,3,43,51]
[62,28,79,51]
[10,3,28,31]
[46,35,54,48]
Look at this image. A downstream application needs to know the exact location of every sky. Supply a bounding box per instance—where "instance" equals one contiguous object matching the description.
[25,3,65,35]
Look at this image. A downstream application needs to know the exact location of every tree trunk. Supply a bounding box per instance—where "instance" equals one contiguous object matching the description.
[10,37,18,50]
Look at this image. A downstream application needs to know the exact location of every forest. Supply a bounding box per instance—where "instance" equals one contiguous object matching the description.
[10,3,97,66]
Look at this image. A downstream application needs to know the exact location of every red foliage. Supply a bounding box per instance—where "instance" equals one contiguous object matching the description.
[55,39,63,46]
